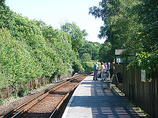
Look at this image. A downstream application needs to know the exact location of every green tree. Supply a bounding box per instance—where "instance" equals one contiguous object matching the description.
[61,22,87,52]
[0,28,43,93]
[89,0,141,61]
[129,0,158,79]
[89,0,158,79]
[81,53,91,62]
[89,0,124,61]
[78,40,101,60]
[0,2,86,99]
[133,0,158,53]
[99,41,112,62]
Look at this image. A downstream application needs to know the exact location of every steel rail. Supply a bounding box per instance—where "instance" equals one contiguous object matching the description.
[49,78,83,118]
[1,78,71,118]
[11,79,73,118]
[1,74,80,118]
[8,74,85,118]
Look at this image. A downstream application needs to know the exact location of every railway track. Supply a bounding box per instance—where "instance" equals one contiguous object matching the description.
[1,74,88,118]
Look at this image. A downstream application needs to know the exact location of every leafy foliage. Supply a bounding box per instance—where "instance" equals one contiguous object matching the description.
[133,0,158,53]
[99,41,113,62]
[89,0,158,79]
[0,28,41,89]
[129,51,158,79]
[78,40,101,60]
[81,53,91,62]
[61,22,87,52]
[0,3,84,91]
[82,62,94,73]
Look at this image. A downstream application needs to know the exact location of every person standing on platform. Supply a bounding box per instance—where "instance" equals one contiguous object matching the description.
[101,62,105,81]
[108,62,111,78]
[93,62,99,80]
[104,64,109,81]
[108,62,114,78]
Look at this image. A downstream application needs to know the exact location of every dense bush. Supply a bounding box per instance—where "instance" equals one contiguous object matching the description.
[89,0,158,79]
[0,29,38,87]
[82,62,94,73]
[78,40,101,60]
[0,3,83,92]
[81,53,91,62]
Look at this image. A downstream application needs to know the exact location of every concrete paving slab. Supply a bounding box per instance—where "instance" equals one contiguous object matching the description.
[62,74,147,118]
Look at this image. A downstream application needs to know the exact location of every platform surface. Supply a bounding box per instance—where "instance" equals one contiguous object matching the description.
[62,74,146,118]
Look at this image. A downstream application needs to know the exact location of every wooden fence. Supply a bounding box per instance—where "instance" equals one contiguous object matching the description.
[0,78,49,100]
[113,64,158,118]
[0,71,72,101]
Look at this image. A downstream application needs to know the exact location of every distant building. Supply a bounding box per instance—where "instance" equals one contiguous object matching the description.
[115,49,126,64]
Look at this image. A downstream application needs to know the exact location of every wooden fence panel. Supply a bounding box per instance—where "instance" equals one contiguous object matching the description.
[114,64,123,91]
[1,88,7,99]
[155,78,158,118]
[113,64,158,117]
[8,86,13,98]
[123,65,127,96]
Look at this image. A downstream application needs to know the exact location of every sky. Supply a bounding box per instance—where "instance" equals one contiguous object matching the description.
[5,0,106,44]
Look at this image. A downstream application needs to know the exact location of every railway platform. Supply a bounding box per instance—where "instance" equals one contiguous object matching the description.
[62,73,147,118]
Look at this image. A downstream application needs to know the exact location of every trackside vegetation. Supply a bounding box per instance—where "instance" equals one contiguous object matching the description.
[89,0,158,80]
[0,1,102,102]
[0,1,88,99]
